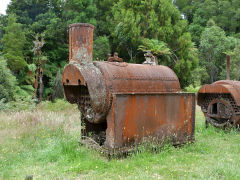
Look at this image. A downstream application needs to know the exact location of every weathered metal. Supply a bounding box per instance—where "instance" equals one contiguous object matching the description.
[197,80,240,127]
[107,52,123,62]
[62,23,195,152]
[143,51,158,65]
[69,23,94,63]
[105,93,195,149]
[226,55,230,80]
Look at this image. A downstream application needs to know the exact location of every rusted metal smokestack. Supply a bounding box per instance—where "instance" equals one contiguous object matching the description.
[226,54,230,80]
[69,23,94,63]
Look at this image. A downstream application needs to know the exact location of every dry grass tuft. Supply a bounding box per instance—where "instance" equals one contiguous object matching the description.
[0,107,81,142]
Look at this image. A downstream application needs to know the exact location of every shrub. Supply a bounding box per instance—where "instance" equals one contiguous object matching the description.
[0,96,37,111]
[0,56,17,102]
[50,69,64,100]
[93,36,110,61]
[183,84,200,93]
[38,99,77,112]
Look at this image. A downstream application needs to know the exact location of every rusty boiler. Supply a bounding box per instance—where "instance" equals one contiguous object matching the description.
[62,23,196,152]
[197,55,240,128]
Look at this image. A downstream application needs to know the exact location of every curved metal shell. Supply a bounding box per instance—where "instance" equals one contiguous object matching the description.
[62,61,181,123]
[197,80,240,106]
[62,62,107,114]
[94,61,181,94]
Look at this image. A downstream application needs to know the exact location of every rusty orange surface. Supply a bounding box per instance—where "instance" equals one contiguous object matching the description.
[69,23,94,63]
[62,23,196,150]
[197,80,240,106]
[63,61,181,122]
[62,64,86,86]
[105,93,195,148]
[94,61,181,93]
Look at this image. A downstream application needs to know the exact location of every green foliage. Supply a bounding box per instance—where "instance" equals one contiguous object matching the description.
[207,18,216,27]
[173,32,199,87]
[0,15,7,51]
[173,0,194,23]
[27,63,36,72]
[199,23,236,83]
[44,62,60,79]
[95,0,118,35]
[7,1,69,100]
[0,56,17,102]
[0,96,36,111]
[138,38,171,59]
[7,0,49,25]
[1,14,27,72]
[220,40,240,81]
[39,99,77,112]
[193,66,209,86]
[63,0,97,25]
[182,0,240,45]
[33,11,68,65]
[1,0,239,99]
[183,84,200,93]
[93,36,110,60]
[50,69,64,100]
[111,0,199,87]
[0,56,35,110]
[19,85,35,97]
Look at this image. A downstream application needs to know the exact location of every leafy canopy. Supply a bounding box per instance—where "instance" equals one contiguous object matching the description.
[199,21,237,83]
[175,0,240,44]
[112,0,199,87]
[0,56,17,102]
[138,38,171,60]
[1,14,27,72]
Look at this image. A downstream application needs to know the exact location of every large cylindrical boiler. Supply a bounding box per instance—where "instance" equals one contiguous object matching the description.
[63,23,181,124]
[62,23,195,150]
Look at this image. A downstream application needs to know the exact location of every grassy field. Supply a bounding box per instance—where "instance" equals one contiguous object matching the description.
[1,100,240,180]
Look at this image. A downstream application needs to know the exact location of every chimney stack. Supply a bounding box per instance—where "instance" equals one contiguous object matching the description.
[69,23,94,64]
[226,54,230,80]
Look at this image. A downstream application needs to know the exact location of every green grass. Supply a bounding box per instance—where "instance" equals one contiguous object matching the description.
[1,103,240,179]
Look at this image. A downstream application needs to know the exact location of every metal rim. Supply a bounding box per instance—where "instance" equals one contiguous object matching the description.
[206,98,234,128]
[69,23,95,29]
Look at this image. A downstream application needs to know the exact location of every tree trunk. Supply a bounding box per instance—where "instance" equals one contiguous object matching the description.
[38,70,43,102]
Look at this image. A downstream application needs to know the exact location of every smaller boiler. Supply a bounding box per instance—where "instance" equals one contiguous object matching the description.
[197,56,240,128]
[197,80,240,128]
[62,23,196,152]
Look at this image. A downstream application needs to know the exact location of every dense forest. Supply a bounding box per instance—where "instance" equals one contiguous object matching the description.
[0,0,239,104]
